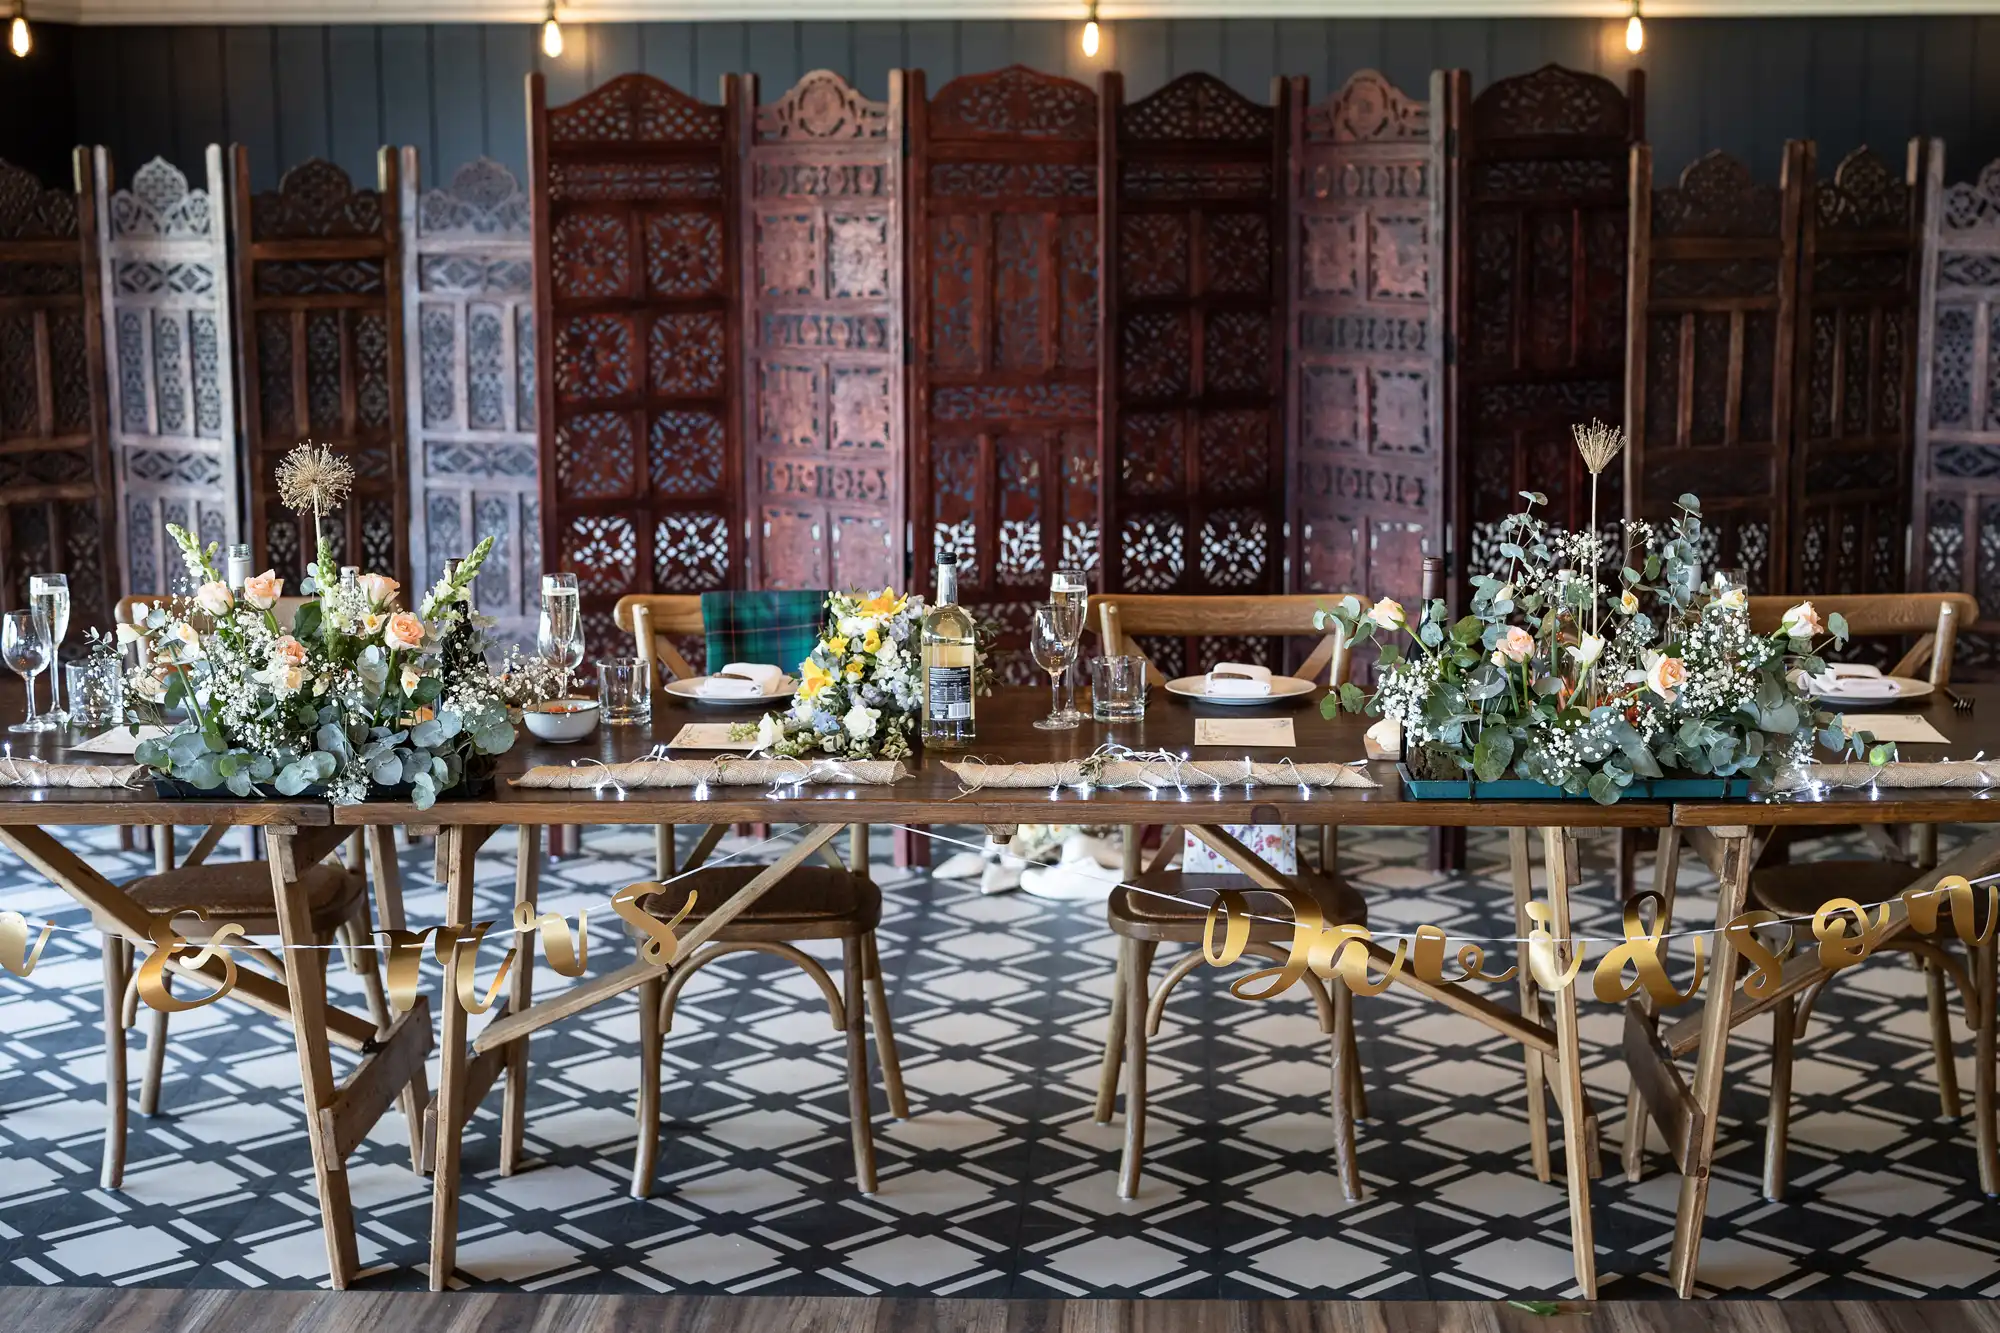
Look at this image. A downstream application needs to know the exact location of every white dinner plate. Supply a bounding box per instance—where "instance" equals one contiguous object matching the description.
[1806,675,1934,709]
[1163,674,1316,706]
[665,675,796,706]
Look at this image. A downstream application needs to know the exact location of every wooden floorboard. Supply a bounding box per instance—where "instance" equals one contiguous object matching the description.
[6,1291,2000,1333]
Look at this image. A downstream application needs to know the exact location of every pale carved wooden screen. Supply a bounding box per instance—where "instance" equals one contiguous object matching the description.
[401,151,540,648]
[908,66,1101,680]
[93,148,241,601]
[0,152,114,625]
[1456,65,1642,588]
[1625,145,1803,594]
[1916,154,2000,671]
[740,70,904,593]
[1100,71,1286,616]
[1792,142,1929,598]
[232,150,408,590]
[531,72,742,652]
[1286,69,1450,610]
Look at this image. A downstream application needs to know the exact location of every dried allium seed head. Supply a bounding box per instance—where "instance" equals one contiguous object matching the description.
[1572,419,1626,476]
[275,441,355,514]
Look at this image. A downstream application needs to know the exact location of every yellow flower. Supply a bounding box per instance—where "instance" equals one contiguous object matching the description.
[845,659,865,679]
[859,587,904,617]
[863,628,882,654]
[827,635,848,656]
[800,659,835,700]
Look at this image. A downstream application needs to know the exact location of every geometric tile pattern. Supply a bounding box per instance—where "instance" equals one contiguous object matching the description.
[4,824,1999,1298]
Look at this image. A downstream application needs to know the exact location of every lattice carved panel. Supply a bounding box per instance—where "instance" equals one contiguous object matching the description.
[912,66,1100,674]
[1625,146,1801,595]
[233,150,407,590]
[1456,66,1639,595]
[1288,71,1445,610]
[402,152,539,648]
[0,153,114,625]
[1103,71,1284,610]
[534,73,741,635]
[1795,142,1924,599]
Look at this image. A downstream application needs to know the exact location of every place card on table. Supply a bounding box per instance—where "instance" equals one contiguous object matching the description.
[1193,717,1295,748]
[1839,713,1952,745]
[666,722,755,751]
[65,725,166,756]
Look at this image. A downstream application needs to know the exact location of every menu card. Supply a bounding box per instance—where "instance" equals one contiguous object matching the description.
[66,725,166,756]
[1838,713,1952,745]
[1193,717,1296,748]
[667,723,755,751]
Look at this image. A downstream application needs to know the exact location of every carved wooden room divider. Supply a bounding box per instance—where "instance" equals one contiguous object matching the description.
[0,152,114,626]
[400,151,540,648]
[1916,153,2000,671]
[739,70,904,594]
[1455,65,1642,588]
[530,72,742,655]
[1791,141,1930,598]
[1285,69,1452,611]
[907,65,1101,679]
[1625,145,1804,594]
[92,148,241,601]
[231,149,408,590]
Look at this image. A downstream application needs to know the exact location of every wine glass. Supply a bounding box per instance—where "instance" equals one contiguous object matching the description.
[3,610,55,734]
[1030,604,1080,731]
[538,572,584,686]
[29,573,69,719]
[1050,566,1087,722]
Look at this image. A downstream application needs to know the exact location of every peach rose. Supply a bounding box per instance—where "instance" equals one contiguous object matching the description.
[359,573,400,608]
[1781,600,1823,638]
[271,635,307,667]
[1646,652,1688,703]
[384,611,426,652]
[1493,626,1536,664]
[193,580,233,616]
[1365,597,1406,631]
[242,570,283,610]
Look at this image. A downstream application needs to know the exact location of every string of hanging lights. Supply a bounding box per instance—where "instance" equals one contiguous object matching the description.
[542,0,564,58]
[1081,1,1100,57]
[1626,0,1645,53]
[9,0,30,59]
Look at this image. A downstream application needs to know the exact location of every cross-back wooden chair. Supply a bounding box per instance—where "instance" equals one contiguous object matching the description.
[1627,591,1986,1197]
[1083,593,1367,1199]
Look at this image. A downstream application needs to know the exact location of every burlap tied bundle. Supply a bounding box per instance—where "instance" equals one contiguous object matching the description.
[512,757,907,789]
[943,757,1378,791]
[1772,761,2000,792]
[0,759,144,789]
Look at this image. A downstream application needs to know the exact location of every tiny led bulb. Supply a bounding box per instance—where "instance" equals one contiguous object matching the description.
[1625,13,1644,53]
[542,16,564,58]
[9,15,29,58]
[1082,19,1100,57]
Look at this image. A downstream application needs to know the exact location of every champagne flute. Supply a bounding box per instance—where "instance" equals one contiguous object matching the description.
[29,574,69,719]
[538,573,584,688]
[3,609,54,734]
[1030,604,1080,731]
[1050,566,1087,722]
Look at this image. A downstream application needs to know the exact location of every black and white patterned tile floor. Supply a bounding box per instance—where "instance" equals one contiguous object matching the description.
[2,821,1999,1300]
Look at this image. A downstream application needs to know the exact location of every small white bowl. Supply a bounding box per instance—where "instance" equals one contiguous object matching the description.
[523,698,601,744]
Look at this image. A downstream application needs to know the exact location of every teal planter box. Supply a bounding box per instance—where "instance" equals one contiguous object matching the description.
[1396,765,1751,801]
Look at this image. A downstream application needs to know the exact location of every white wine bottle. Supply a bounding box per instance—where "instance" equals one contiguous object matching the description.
[921,554,976,750]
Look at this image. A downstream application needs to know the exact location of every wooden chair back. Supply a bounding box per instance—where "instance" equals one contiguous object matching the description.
[1088,594,1360,689]
[613,594,705,687]
[1744,592,1975,685]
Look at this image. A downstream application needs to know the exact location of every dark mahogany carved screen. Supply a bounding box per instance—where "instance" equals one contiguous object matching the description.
[233,151,407,590]
[908,66,1101,678]
[1286,70,1448,609]
[1914,149,2000,669]
[530,72,742,649]
[1456,65,1641,586]
[0,153,113,625]
[1625,145,1803,593]
[741,70,903,593]
[1102,72,1287,641]
[1791,142,1927,598]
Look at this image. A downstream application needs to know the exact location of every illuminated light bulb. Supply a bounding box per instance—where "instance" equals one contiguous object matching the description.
[9,14,29,58]
[1625,11,1644,53]
[542,14,564,58]
[1082,18,1100,57]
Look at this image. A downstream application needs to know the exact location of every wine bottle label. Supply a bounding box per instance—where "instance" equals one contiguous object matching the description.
[927,665,973,721]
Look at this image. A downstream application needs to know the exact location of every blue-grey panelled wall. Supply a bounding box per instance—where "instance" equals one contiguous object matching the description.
[11,16,2000,191]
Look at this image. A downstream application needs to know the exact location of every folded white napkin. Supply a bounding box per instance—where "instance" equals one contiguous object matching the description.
[1819,676,1902,700]
[1826,663,1883,679]
[697,663,785,698]
[1205,662,1273,697]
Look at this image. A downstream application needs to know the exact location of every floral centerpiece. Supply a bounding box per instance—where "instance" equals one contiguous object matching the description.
[735,589,925,760]
[122,442,553,809]
[1320,421,1889,803]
